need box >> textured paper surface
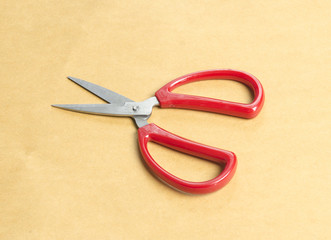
[0,1,330,239]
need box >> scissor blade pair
[54,76,153,128]
[67,76,133,105]
[51,103,144,117]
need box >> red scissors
[52,69,264,194]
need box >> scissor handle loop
[138,123,237,194]
[155,69,264,118]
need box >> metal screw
[132,106,139,112]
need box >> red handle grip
[138,123,237,194]
[155,69,264,118]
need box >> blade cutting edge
[67,76,133,104]
[52,103,150,117]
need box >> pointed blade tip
[51,104,69,109]
[67,76,75,81]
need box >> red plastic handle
[138,123,237,194]
[155,69,264,118]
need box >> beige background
[1,0,330,239]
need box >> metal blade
[67,76,149,127]
[54,77,158,128]
[52,104,141,117]
[67,76,132,105]
[52,97,159,118]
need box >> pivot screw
[132,106,139,112]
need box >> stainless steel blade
[66,76,154,127]
[52,97,159,119]
[67,76,132,104]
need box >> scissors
[52,69,264,194]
